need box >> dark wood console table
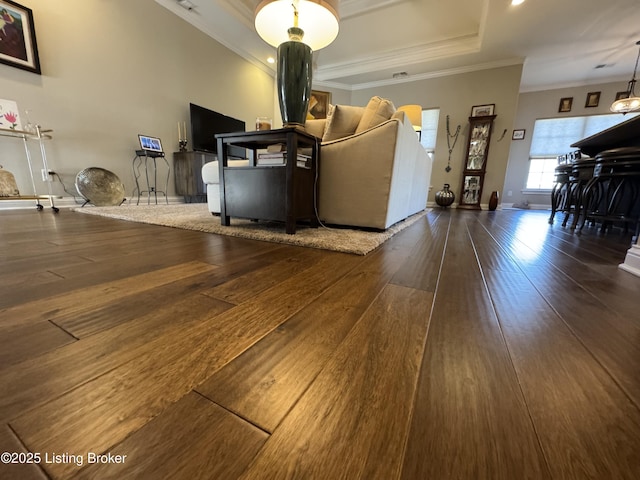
[216,127,320,234]
[173,150,214,203]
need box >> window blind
[529,113,639,157]
[420,108,440,152]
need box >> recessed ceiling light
[267,57,275,64]
[177,0,196,11]
[511,0,525,5]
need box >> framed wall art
[558,97,572,112]
[470,104,495,117]
[308,90,331,120]
[512,129,525,140]
[0,0,40,74]
[585,91,600,108]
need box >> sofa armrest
[318,114,430,229]
[202,159,250,184]
[319,119,402,228]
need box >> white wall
[504,81,629,208]
[0,0,275,204]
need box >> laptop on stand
[136,134,165,157]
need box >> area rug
[71,203,427,255]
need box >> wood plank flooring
[1,207,639,479]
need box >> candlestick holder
[179,140,188,152]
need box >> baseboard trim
[619,244,640,278]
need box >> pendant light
[611,40,640,114]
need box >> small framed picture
[308,90,331,120]
[615,91,629,101]
[558,97,573,113]
[471,104,495,117]
[0,0,41,74]
[585,91,600,108]
[512,129,525,140]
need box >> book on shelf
[266,143,285,153]
[256,151,312,168]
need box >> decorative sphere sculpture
[75,167,125,206]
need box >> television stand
[173,150,215,203]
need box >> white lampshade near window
[397,105,423,132]
[255,0,339,51]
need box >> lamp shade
[611,95,640,113]
[255,0,339,50]
[398,105,422,131]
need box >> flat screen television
[190,103,246,158]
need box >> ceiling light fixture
[511,0,526,6]
[255,0,339,126]
[611,40,640,114]
[177,0,196,11]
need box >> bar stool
[563,158,596,229]
[577,147,640,235]
[549,163,572,224]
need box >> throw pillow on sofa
[355,96,396,133]
[322,104,365,142]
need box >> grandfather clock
[458,115,496,209]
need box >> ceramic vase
[277,33,312,126]
[435,183,455,207]
[488,191,499,211]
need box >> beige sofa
[202,96,432,230]
[305,97,432,229]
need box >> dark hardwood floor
[1,207,639,479]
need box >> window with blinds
[420,108,440,152]
[526,113,639,190]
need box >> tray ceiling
[157,0,640,92]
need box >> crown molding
[519,74,630,93]
[341,0,406,18]
[348,57,524,91]
[315,34,481,82]
[154,0,274,77]
[215,0,255,29]
[213,0,409,24]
